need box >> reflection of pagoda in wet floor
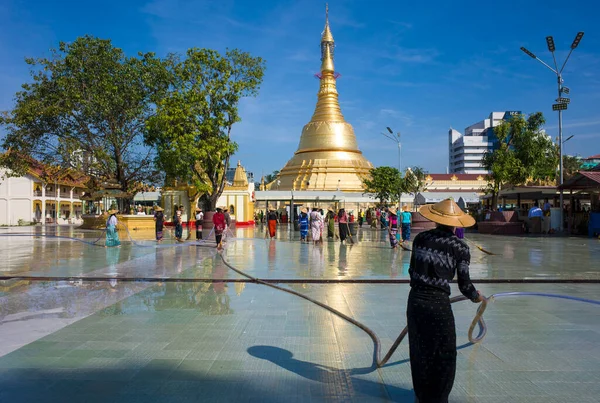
[255,6,386,214]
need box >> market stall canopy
[559,167,600,191]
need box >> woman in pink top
[337,208,349,243]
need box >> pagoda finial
[321,4,334,43]
[311,4,343,122]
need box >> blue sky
[1,0,599,177]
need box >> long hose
[2,230,598,369]
[218,249,599,368]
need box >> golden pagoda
[274,5,374,191]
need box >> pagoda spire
[311,4,344,122]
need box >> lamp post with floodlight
[520,32,584,232]
[382,127,402,211]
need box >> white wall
[0,170,34,225]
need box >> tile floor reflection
[0,225,599,402]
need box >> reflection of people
[268,239,276,270]
[154,206,164,242]
[408,198,483,403]
[213,208,226,249]
[105,209,121,247]
[338,243,348,274]
[267,207,278,239]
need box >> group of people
[298,207,325,244]
[102,196,484,402]
[380,205,413,249]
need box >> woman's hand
[474,291,485,303]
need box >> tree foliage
[145,48,265,211]
[563,155,583,180]
[0,36,166,196]
[362,166,403,204]
[482,112,558,209]
[403,166,429,210]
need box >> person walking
[326,208,336,238]
[173,205,183,242]
[358,209,364,227]
[542,198,552,234]
[387,206,399,249]
[298,208,309,242]
[401,205,412,242]
[154,206,165,242]
[267,207,278,239]
[337,208,349,244]
[212,207,226,249]
[310,207,323,245]
[408,198,484,403]
[195,207,204,240]
[105,209,121,247]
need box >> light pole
[520,32,584,232]
[382,127,401,211]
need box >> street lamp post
[520,32,584,232]
[382,127,402,211]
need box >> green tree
[482,112,558,209]
[145,48,266,212]
[563,155,583,179]
[403,166,429,210]
[264,170,280,185]
[0,36,166,203]
[362,166,403,204]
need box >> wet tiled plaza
[0,225,599,402]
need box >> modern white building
[449,111,520,174]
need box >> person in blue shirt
[401,205,412,241]
[528,201,543,234]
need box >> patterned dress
[388,213,398,248]
[154,211,164,241]
[310,211,323,242]
[407,226,479,403]
[298,213,309,241]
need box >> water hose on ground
[218,250,599,369]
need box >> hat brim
[154,207,164,211]
[108,209,119,215]
[418,204,475,228]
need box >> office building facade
[449,111,520,174]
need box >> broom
[465,238,495,255]
[345,222,355,244]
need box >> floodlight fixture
[563,135,574,143]
[520,47,536,59]
[571,32,584,49]
[546,36,555,52]
[386,127,393,134]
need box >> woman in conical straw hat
[298,208,309,242]
[387,206,399,249]
[105,208,121,247]
[407,198,483,403]
[153,206,165,242]
[400,205,412,242]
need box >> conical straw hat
[388,206,398,215]
[418,198,475,228]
